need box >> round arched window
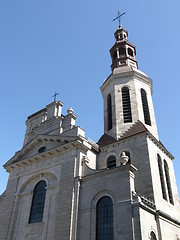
[150,231,157,240]
[96,196,114,240]
[128,48,134,57]
[29,180,47,223]
[107,155,116,168]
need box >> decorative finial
[52,91,59,101]
[113,11,126,28]
[120,152,129,165]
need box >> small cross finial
[52,91,59,101]
[113,11,126,28]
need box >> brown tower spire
[110,26,138,71]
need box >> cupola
[110,26,138,71]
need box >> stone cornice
[156,210,180,226]
[82,164,137,181]
[100,131,174,160]
[101,66,152,94]
[4,138,92,172]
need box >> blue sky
[0,0,180,195]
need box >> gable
[4,134,80,168]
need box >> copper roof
[97,121,174,159]
[120,121,148,140]
[97,134,117,148]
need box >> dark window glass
[122,87,132,123]
[29,180,47,224]
[157,154,167,200]
[164,160,174,205]
[38,146,46,153]
[119,48,126,56]
[150,231,157,240]
[128,48,133,57]
[107,94,112,131]
[96,196,114,240]
[141,89,151,126]
[113,51,117,60]
[107,155,116,168]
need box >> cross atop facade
[52,91,59,101]
[113,11,126,28]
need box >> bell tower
[110,26,138,70]
[101,24,159,140]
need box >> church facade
[0,25,180,240]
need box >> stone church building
[0,24,180,240]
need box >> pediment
[4,134,79,168]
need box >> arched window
[157,154,167,200]
[119,48,126,56]
[29,180,47,224]
[128,48,134,57]
[150,231,157,240]
[107,94,112,131]
[96,196,114,240]
[141,89,151,126]
[107,155,116,168]
[164,160,174,205]
[122,87,132,123]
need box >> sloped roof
[4,134,81,168]
[97,121,174,159]
[97,121,147,148]
[97,134,117,148]
[120,120,148,140]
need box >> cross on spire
[52,91,59,101]
[113,11,126,28]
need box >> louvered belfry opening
[107,155,116,168]
[122,87,132,123]
[157,154,167,201]
[107,94,112,131]
[141,89,151,126]
[164,160,174,205]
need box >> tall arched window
[96,196,114,240]
[107,94,112,131]
[157,154,167,200]
[164,160,174,205]
[122,87,132,123]
[107,155,116,168]
[29,180,47,224]
[150,231,157,240]
[141,89,151,126]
